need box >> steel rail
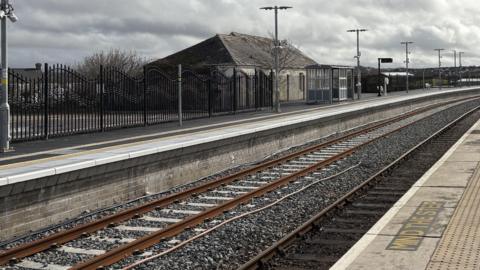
[237,105,480,270]
[70,100,473,269]
[0,96,476,266]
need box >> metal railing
[8,64,273,142]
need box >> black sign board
[380,58,393,63]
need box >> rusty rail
[71,100,477,269]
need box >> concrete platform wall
[1,89,479,240]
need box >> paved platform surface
[0,87,477,188]
[331,118,480,270]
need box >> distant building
[149,32,317,102]
[11,63,43,80]
[8,63,44,103]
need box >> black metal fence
[8,64,273,142]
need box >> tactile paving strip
[426,162,480,270]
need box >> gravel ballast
[108,100,480,269]
[2,99,479,270]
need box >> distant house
[11,63,43,80]
[149,32,318,102]
[9,63,44,103]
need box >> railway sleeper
[331,218,366,224]
[372,185,410,192]
[377,179,415,185]
[287,254,340,264]
[305,238,356,246]
[360,195,402,203]
[343,209,386,216]
[350,202,390,209]
[367,190,406,196]
[321,228,367,234]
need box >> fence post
[178,64,182,127]
[99,65,104,132]
[43,63,49,139]
[254,69,259,110]
[208,78,212,117]
[270,69,274,109]
[143,66,147,126]
[233,68,237,113]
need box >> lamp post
[347,29,367,99]
[434,48,444,90]
[422,69,426,89]
[0,0,17,152]
[260,5,292,113]
[458,51,464,87]
[452,50,457,67]
[452,50,457,86]
[401,41,413,93]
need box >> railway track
[0,97,478,270]
[239,104,480,270]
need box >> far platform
[331,117,480,269]
[0,87,478,188]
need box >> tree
[75,49,150,78]
[263,33,301,73]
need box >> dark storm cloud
[7,0,480,68]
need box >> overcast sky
[7,0,480,69]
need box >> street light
[347,29,367,99]
[401,41,413,93]
[458,51,465,87]
[434,49,444,90]
[452,50,457,67]
[458,51,464,67]
[452,50,457,87]
[260,5,292,113]
[0,0,18,152]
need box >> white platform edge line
[330,119,480,270]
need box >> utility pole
[434,48,444,90]
[0,0,17,152]
[401,41,413,93]
[260,5,292,113]
[453,50,457,67]
[458,51,464,87]
[453,50,457,86]
[347,29,367,99]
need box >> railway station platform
[1,86,480,240]
[332,118,480,269]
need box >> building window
[299,73,305,92]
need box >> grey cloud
[7,0,480,68]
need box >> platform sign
[380,58,393,63]
[386,201,444,251]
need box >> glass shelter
[306,65,355,104]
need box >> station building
[149,32,317,103]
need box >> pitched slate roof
[218,32,316,68]
[149,32,317,70]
